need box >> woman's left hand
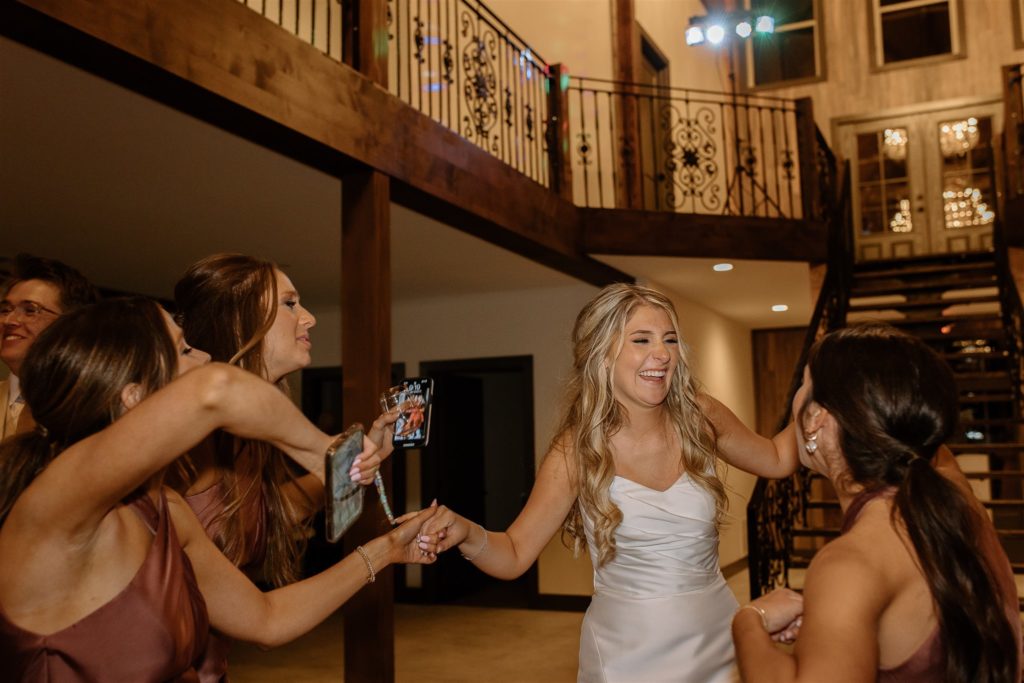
[349,436,383,485]
[743,588,804,640]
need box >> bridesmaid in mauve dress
[417,284,801,682]
[732,325,1020,683]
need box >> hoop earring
[804,431,819,454]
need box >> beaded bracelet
[737,603,769,631]
[356,545,376,584]
[460,524,489,562]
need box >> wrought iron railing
[237,0,345,62]
[565,77,801,217]
[386,0,551,186]
[747,155,851,600]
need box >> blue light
[755,15,775,33]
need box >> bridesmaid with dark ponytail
[732,323,1020,683]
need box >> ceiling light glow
[706,24,726,44]
[735,21,753,38]
[685,26,705,46]
[713,263,734,272]
[771,304,789,312]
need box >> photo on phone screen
[325,423,365,543]
[392,377,433,449]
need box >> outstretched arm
[700,394,800,479]
[418,442,578,580]
[14,363,334,543]
[171,492,438,647]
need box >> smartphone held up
[380,377,434,449]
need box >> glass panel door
[840,101,1000,261]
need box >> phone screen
[392,378,434,449]
[324,423,365,543]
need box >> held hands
[386,503,445,565]
[741,588,804,644]
[350,410,401,485]
[413,504,473,557]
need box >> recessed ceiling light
[772,304,789,312]
[713,263,734,272]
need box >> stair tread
[848,295,1000,312]
[852,277,999,296]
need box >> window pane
[882,4,952,63]
[751,0,813,25]
[885,182,913,233]
[753,28,816,85]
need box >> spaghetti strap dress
[0,490,210,682]
[577,474,739,683]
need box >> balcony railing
[234,0,825,219]
[387,0,551,187]
[564,77,802,217]
[238,0,345,62]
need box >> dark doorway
[406,355,537,608]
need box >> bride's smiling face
[611,305,679,412]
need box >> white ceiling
[0,37,812,328]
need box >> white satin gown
[577,473,739,683]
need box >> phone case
[324,423,365,543]
[392,377,434,449]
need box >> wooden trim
[868,0,966,72]
[795,98,819,221]
[581,208,828,261]
[546,64,573,203]
[611,0,642,209]
[341,169,394,683]
[344,0,388,86]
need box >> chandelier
[883,128,908,161]
[938,118,979,157]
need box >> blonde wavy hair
[559,283,726,567]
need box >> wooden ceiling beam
[581,208,828,262]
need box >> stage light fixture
[735,20,752,38]
[706,24,726,44]
[755,15,775,33]
[685,26,705,46]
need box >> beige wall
[716,0,1024,143]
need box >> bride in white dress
[418,284,799,682]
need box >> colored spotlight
[706,24,726,44]
[735,21,752,38]
[712,263,734,272]
[771,304,789,312]
[755,15,775,33]
[685,26,705,46]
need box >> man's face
[1,279,64,376]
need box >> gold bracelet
[737,603,769,631]
[355,545,376,583]
[460,524,489,562]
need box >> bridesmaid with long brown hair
[171,254,398,679]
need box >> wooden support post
[611,0,642,209]
[1003,65,1023,201]
[342,3,392,682]
[546,63,573,202]
[795,97,819,222]
[341,170,393,683]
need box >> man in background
[1,254,99,440]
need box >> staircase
[787,250,1024,606]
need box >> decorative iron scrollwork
[662,104,721,212]
[460,15,499,154]
[386,0,394,40]
[525,104,534,142]
[413,16,425,64]
[504,87,513,127]
[442,40,454,84]
[781,150,795,181]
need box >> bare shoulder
[805,535,890,613]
